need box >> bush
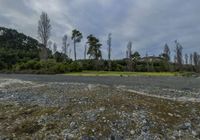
[12,60,82,74]
[0,61,6,70]
[68,62,82,72]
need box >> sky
[0,0,200,60]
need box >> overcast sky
[0,0,200,59]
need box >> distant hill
[0,27,41,69]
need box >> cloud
[0,0,199,59]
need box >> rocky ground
[0,75,200,139]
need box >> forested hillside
[0,27,41,69]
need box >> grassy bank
[64,71,180,77]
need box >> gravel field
[0,74,200,139]
[1,74,200,101]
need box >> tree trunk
[74,41,76,61]
[84,45,87,60]
[108,60,111,71]
[40,47,48,61]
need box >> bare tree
[190,53,193,65]
[163,44,170,61]
[47,40,52,51]
[193,52,200,72]
[53,43,57,54]
[38,12,51,60]
[126,41,133,71]
[127,41,132,59]
[174,40,183,69]
[107,33,112,71]
[62,35,69,56]
[194,52,200,72]
[126,50,128,58]
[193,52,199,66]
[69,48,72,59]
[185,54,188,65]
[174,55,177,63]
[84,44,87,60]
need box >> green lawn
[64,71,179,77]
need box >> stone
[168,113,173,117]
[86,110,99,122]
[82,135,95,140]
[173,130,182,137]
[179,122,192,130]
[192,130,197,136]
[64,133,75,140]
[99,107,105,112]
[70,122,77,129]
[142,119,147,124]
[110,134,123,140]
[63,129,75,140]
[130,130,135,135]
[142,126,149,132]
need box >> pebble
[168,113,173,117]
[130,130,135,135]
[99,107,105,112]
[70,122,77,129]
[192,130,197,136]
[179,122,192,130]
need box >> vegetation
[0,11,199,75]
[65,71,178,77]
[38,12,51,60]
[0,27,41,70]
[87,34,102,60]
[71,29,83,61]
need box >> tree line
[0,11,199,74]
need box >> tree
[163,44,170,61]
[48,40,52,51]
[131,51,140,61]
[62,34,69,57]
[54,52,67,62]
[87,34,102,60]
[185,54,188,65]
[126,41,133,71]
[193,52,199,67]
[71,29,83,61]
[69,48,72,59]
[194,52,200,72]
[160,44,171,71]
[174,40,183,70]
[38,12,51,60]
[131,51,140,71]
[107,33,112,71]
[190,53,193,65]
[127,41,132,59]
[53,43,57,54]
[84,44,87,60]
[193,52,200,72]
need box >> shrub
[69,62,82,72]
[0,61,6,70]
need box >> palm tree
[71,29,83,61]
